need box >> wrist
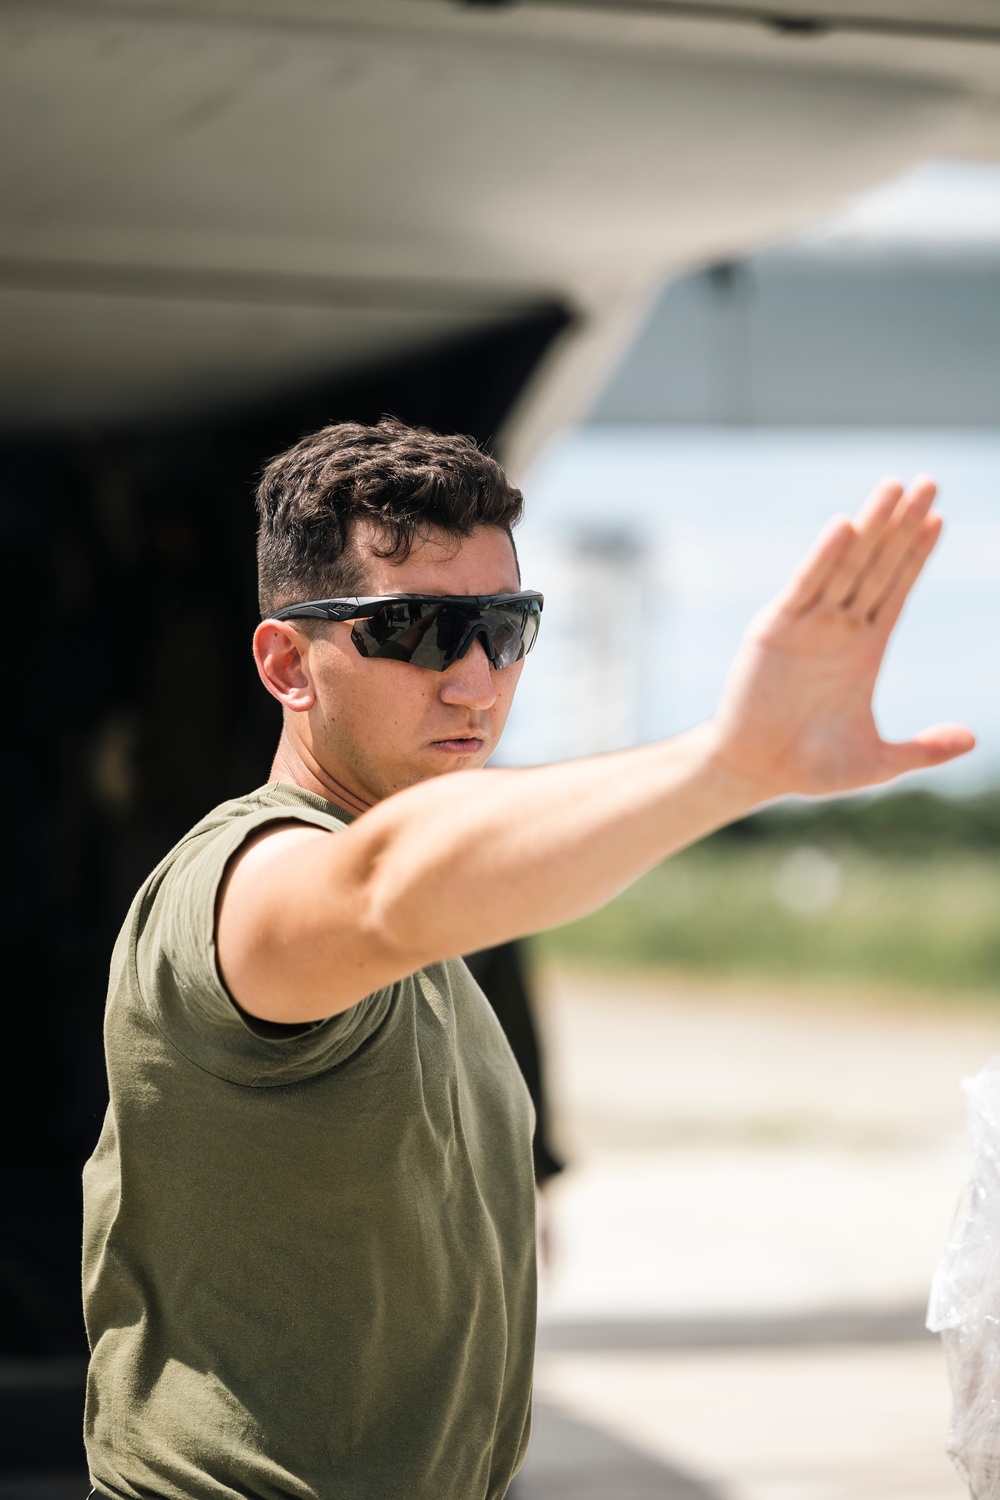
[688,719,784,824]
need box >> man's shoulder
[130,783,351,928]
[166,782,350,865]
[189,782,352,841]
[108,784,381,1088]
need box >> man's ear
[253,621,316,712]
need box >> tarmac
[515,967,997,1500]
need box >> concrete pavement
[525,967,995,1500]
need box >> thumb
[879,723,976,779]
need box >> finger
[849,478,938,617]
[775,514,855,616]
[877,722,976,780]
[825,477,905,607]
[867,511,942,635]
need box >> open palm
[712,477,975,799]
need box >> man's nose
[438,635,497,709]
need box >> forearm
[222,720,769,1022]
[351,721,763,964]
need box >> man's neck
[268,731,374,819]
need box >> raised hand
[711,476,975,799]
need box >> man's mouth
[432,735,485,756]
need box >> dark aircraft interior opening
[0,304,569,1465]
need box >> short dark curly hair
[255,418,524,616]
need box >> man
[83,418,972,1500]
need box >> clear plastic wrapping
[928,1058,1000,1498]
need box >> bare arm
[218,477,974,1023]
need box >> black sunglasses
[269,592,543,672]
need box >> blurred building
[566,527,646,756]
[593,246,1000,426]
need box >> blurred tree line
[720,788,1000,855]
[539,788,1000,997]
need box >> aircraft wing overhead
[1,0,998,460]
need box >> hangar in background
[592,163,1000,426]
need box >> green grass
[534,843,1000,996]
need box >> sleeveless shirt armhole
[130,800,395,1087]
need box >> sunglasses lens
[482,605,539,668]
[352,602,444,665]
[352,599,540,671]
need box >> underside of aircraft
[3,0,1000,458]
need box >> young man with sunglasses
[83,418,972,1500]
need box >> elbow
[351,840,433,973]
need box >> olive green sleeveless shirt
[83,783,536,1500]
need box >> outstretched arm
[218,476,973,1022]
